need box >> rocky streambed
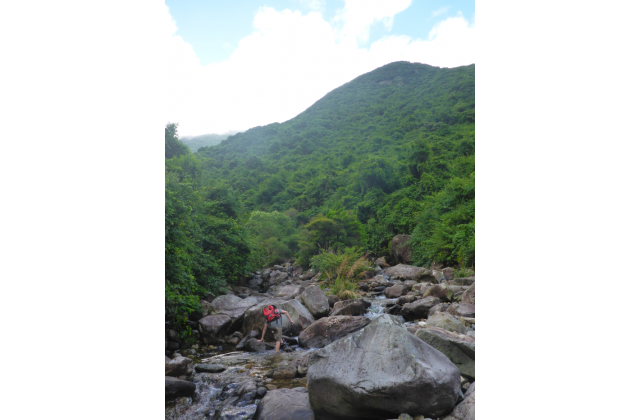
[166,261,475,420]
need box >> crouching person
[257,305,294,353]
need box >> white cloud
[333,0,413,45]
[164,4,474,136]
[293,0,325,13]
[432,6,450,17]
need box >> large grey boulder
[416,327,475,379]
[444,382,475,420]
[424,284,468,302]
[447,303,475,318]
[255,387,315,420]
[165,356,193,377]
[383,284,405,298]
[275,285,304,300]
[165,376,196,401]
[198,314,233,344]
[330,298,371,316]
[244,338,275,352]
[389,234,412,264]
[461,282,475,304]
[298,316,371,348]
[384,264,435,282]
[425,312,469,335]
[211,295,262,331]
[298,285,330,319]
[399,296,441,320]
[429,302,450,317]
[242,299,314,341]
[307,314,460,419]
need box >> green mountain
[197,61,475,267]
[180,132,237,152]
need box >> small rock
[194,363,226,373]
[256,387,268,398]
[266,384,278,390]
[398,414,413,420]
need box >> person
[257,305,294,353]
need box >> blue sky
[165,1,475,136]
[166,0,475,66]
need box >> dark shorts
[268,318,283,342]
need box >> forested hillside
[179,132,237,152]
[165,61,474,333]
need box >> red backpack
[263,305,281,322]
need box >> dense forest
[179,132,237,152]
[165,61,474,336]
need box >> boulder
[267,366,297,379]
[199,314,233,344]
[389,235,412,264]
[428,303,450,317]
[383,284,405,298]
[242,299,314,341]
[384,264,435,282]
[165,356,193,377]
[443,382,475,420]
[326,295,339,308]
[204,292,215,303]
[399,297,441,320]
[275,285,304,300]
[236,330,260,350]
[358,270,377,280]
[307,315,460,419]
[425,312,469,335]
[423,284,467,303]
[433,270,446,283]
[298,316,371,348]
[255,387,315,420]
[244,338,275,352]
[396,295,418,306]
[442,267,455,280]
[416,327,475,379]
[330,298,371,316]
[298,285,330,319]
[461,283,475,305]
[374,256,389,267]
[446,303,475,318]
[165,376,196,401]
[194,363,226,373]
[212,295,262,331]
[450,277,475,286]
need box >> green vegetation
[165,61,475,335]
[180,132,237,152]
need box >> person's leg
[274,327,282,352]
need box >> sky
[165,0,475,137]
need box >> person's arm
[281,310,294,324]
[257,323,267,342]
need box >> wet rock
[236,330,260,350]
[307,314,460,419]
[384,264,435,282]
[255,387,314,420]
[256,387,268,398]
[399,297,441,320]
[443,382,475,420]
[425,312,469,335]
[165,376,195,401]
[218,404,258,420]
[226,336,240,345]
[165,356,193,377]
[467,330,475,338]
[298,285,331,319]
[266,366,296,379]
[244,338,275,352]
[265,384,278,390]
[194,363,226,373]
[330,298,371,316]
[326,295,339,308]
[242,299,314,342]
[298,316,371,348]
[398,414,412,420]
[461,283,475,305]
[416,327,475,379]
[199,314,233,344]
[396,294,417,305]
